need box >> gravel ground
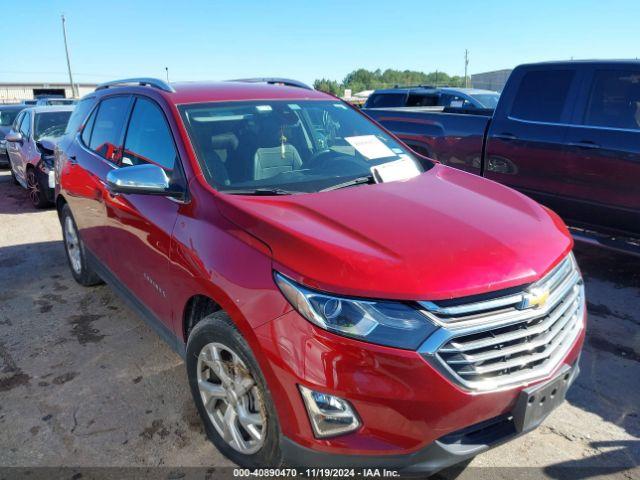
[0,169,638,479]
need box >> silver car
[5,106,74,208]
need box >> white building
[0,82,98,104]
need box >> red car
[54,78,585,474]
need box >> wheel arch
[182,294,223,342]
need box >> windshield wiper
[320,175,375,192]
[223,187,301,196]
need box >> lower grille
[420,253,585,391]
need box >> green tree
[315,68,466,95]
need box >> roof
[169,81,329,104]
[93,80,331,105]
[517,59,640,68]
[0,104,26,111]
[370,86,498,95]
[22,105,76,114]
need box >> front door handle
[68,155,78,165]
[567,141,600,150]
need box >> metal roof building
[0,82,98,104]
[471,69,513,92]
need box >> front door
[485,66,583,216]
[104,95,183,328]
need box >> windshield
[34,111,72,140]
[180,100,425,193]
[0,110,20,127]
[470,93,500,109]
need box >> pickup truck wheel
[26,168,51,209]
[187,311,282,468]
[61,204,103,286]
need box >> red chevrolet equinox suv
[54,78,585,474]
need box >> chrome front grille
[418,253,585,391]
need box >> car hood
[216,164,572,301]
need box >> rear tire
[60,203,103,286]
[26,167,51,209]
[186,311,283,468]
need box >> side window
[19,112,31,138]
[88,96,131,162]
[366,94,405,108]
[12,112,24,131]
[122,98,177,170]
[81,106,97,146]
[407,94,439,107]
[65,97,95,135]
[510,70,575,122]
[584,70,640,130]
[441,94,465,108]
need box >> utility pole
[61,15,77,98]
[464,49,470,88]
[435,70,439,87]
[165,67,169,83]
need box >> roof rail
[95,77,175,93]
[227,77,312,90]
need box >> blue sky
[2,0,639,86]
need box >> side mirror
[5,132,23,144]
[106,163,185,199]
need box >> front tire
[26,167,51,208]
[60,203,103,286]
[186,311,282,468]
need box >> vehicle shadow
[0,170,55,215]
[543,440,640,480]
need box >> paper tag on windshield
[345,135,396,160]
[371,156,421,183]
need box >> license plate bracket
[512,364,577,433]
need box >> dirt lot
[0,169,638,479]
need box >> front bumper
[0,150,8,167]
[254,308,585,471]
[280,363,580,474]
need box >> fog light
[299,385,361,438]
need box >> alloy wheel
[26,170,41,206]
[196,342,266,454]
[64,216,82,275]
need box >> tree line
[313,68,466,96]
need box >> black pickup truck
[364,61,640,253]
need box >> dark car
[53,78,584,474]
[0,105,25,167]
[364,86,500,110]
[365,60,640,255]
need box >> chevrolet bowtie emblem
[520,287,550,309]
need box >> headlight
[274,272,437,349]
[0,139,6,147]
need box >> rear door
[563,66,640,237]
[485,66,583,213]
[63,95,133,268]
[104,95,184,326]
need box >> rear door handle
[494,133,518,141]
[567,141,600,150]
